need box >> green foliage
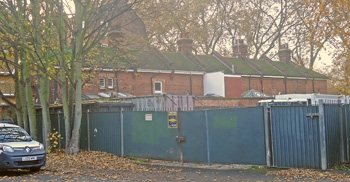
[247,166,268,173]
[47,129,62,154]
[130,157,149,164]
[333,164,350,171]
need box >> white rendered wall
[204,72,225,97]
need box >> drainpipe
[205,110,211,165]
[190,72,193,95]
[249,75,251,90]
[115,70,120,93]
[260,75,264,93]
[312,78,315,93]
[284,76,287,94]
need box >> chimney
[232,39,248,58]
[177,32,193,54]
[278,44,292,62]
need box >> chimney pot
[181,32,190,38]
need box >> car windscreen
[0,127,31,142]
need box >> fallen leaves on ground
[40,150,181,180]
[267,168,350,181]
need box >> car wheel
[30,167,41,172]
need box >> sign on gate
[168,112,177,128]
[145,114,152,121]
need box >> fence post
[121,108,124,157]
[339,104,345,162]
[58,111,61,149]
[263,103,272,167]
[345,105,349,162]
[87,109,90,151]
[178,108,183,164]
[318,100,327,170]
[205,110,211,166]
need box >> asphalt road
[0,165,345,182]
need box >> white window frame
[108,78,114,89]
[99,78,106,89]
[154,81,162,93]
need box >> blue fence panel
[56,112,66,149]
[49,113,66,149]
[208,107,265,165]
[324,104,342,168]
[89,112,121,155]
[80,113,89,150]
[271,106,321,168]
[123,111,179,160]
[36,115,43,143]
[182,110,208,163]
[344,105,350,162]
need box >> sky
[63,0,335,72]
[315,51,333,70]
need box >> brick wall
[241,77,263,94]
[82,71,204,96]
[0,105,15,119]
[262,77,286,95]
[118,72,203,96]
[239,76,327,97]
[224,77,241,97]
[314,79,327,93]
[0,75,16,106]
[88,72,327,97]
[51,69,327,104]
[83,71,118,95]
[0,75,15,95]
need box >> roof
[97,48,327,79]
[162,52,203,71]
[195,55,232,73]
[0,123,19,128]
[242,89,271,98]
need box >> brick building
[0,68,16,117]
[51,34,327,103]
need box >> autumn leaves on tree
[0,0,349,155]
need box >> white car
[0,119,46,172]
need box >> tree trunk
[22,59,37,139]
[38,75,51,148]
[19,72,29,132]
[58,0,71,149]
[14,50,23,127]
[67,0,84,155]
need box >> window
[99,78,105,89]
[108,78,113,89]
[154,81,162,93]
[0,127,31,142]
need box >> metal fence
[265,101,350,170]
[38,106,265,166]
[269,106,321,168]
[36,101,350,169]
